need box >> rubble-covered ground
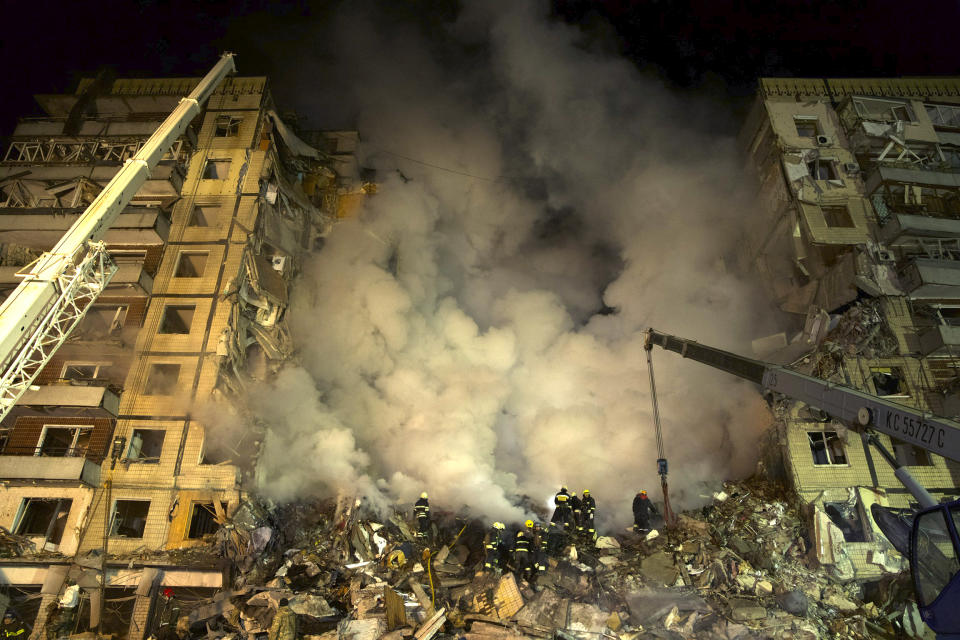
[139,479,929,640]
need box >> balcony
[0,205,169,248]
[0,455,100,485]
[919,325,960,357]
[1,261,153,300]
[879,213,960,243]
[2,383,119,425]
[0,164,185,207]
[865,165,960,195]
[898,257,960,300]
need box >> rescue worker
[554,485,571,506]
[484,522,506,572]
[49,581,79,639]
[528,520,548,577]
[569,491,583,535]
[2,612,25,640]
[513,529,533,580]
[414,492,430,540]
[632,489,657,533]
[549,493,574,555]
[268,597,297,640]
[581,489,596,541]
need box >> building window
[188,205,216,227]
[937,307,960,327]
[174,251,208,278]
[892,437,933,466]
[144,364,180,396]
[854,97,917,123]
[808,431,847,465]
[927,104,960,130]
[794,117,819,138]
[201,159,231,180]
[61,362,108,380]
[214,116,241,137]
[824,501,869,542]
[36,426,92,457]
[822,205,855,228]
[111,500,149,538]
[15,498,72,544]
[188,503,220,539]
[159,305,196,334]
[78,304,128,337]
[126,429,165,463]
[807,159,838,180]
[871,366,908,397]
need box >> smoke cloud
[223,1,777,530]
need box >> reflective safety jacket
[582,495,596,515]
[414,497,430,519]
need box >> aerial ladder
[0,54,237,423]
[644,328,960,636]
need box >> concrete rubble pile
[135,477,933,640]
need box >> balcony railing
[0,454,100,484]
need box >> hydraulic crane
[0,54,237,423]
[644,328,960,635]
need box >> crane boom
[0,53,237,420]
[645,328,960,465]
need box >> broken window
[126,429,164,463]
[927,104,960,129]
[201,159,231,180]
[822,205,855,228]
[188,205,216,227]
[15,498,72,544]
[78,304,127,338]
[854,97,916,123]
[807,159,838,180]
[37,426,92,457]
[74,587,135,639]
[808,431,847,465]
[159,305,195,334]
[824,501,869,542]
[794,116,819,138]
[892,437,933,466]
[214,116,242,137]
[61,362,105,380]
[144,364,180,396]
[871,366,908,397]
[175,251,208,278]
[187,503,220,539]
[110,500,149,538]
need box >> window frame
[793,116,820,138]
[61,362,110,380]
[126,429,165,463]
[109,499,150,539]
[35,424,93,458]
[808,430,849,466]
[158,304,196,335]
[143,363,181,396]
[174,251,209,278]
[201,158,232,180]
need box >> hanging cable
[644,329,676,529]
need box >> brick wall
[8,416,114,461]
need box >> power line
[370,146,528,183]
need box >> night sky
[2,0,959,139]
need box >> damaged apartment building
[739,77,960,583]
[0,70,365,638]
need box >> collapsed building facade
[0,72,364,638]
[739,77,960,583]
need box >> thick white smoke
[227,1,776,530]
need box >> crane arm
[0,54,237,420]
[645,328,960,466]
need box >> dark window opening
[38,426,91,457]
[144,364,180,396]
[808,431,847,465]
[126,429,165,463]
[78,305,127,338]
[808,159,838,180]
[201,159,231,180]
[214,116,241,137]
[174,252,207,278]
[5,587,42,632]
[75,588,135,640]
[15,498,72,544]
[794,117,819,137]
[188,503,220,539]
[111,500,149,538]
[892,437,933,466]
[188,205,215,227]
[0,428,8,453]
[938,307,960,327]
[822,205,855,228]
[159,305,195,334]
[824,501,869,542]
[872,367,908,397]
